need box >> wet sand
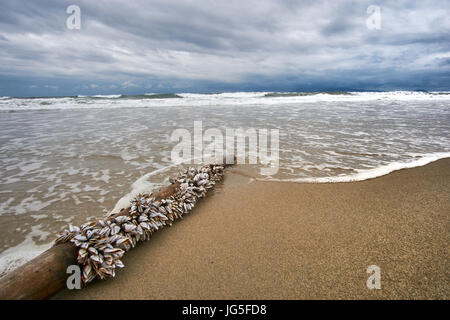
[55,159,450,299]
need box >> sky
[0,0,449,97]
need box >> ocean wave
[76,93,182,99]
[178,92,268,98]
[77,94,122,99]
[1,91,450,111]
[263,91,352,97]
[127,93,182,99]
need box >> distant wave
[77,94,122,99]
[77,93,182,99]
[123,93,182,99]
[264,91,352,97]
[2,91,450,111]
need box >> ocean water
[0,91,449,275]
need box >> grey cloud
[0,0,449,96]
[437,58,450,66]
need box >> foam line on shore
[259,152,450,183]
[0,225,52,278]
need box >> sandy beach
[2,0,450,306]
[54,159,450,300]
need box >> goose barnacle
[54,162,226,284]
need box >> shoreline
[54,158,450,299]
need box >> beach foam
[261,152,450,183]
[108,153,213,215]
[0,225,52,278]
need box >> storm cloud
[0,0,449,96]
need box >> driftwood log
[0,181,193,299]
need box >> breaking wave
[1,91,450,111]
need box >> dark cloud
[437,57,450,66]
[0,0,449,96]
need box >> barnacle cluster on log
[54,163,225,284]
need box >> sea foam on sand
[0,225,52,278]
[261,152,450,183]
